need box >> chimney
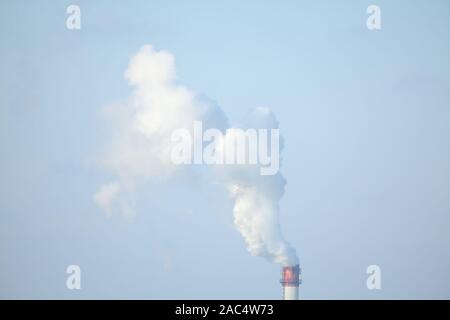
[280,264,301,300]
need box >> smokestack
[280,265,301,300]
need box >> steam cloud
[94,45,298,266]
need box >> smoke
[94,45,298,266]
[218,108,298,266]
[94,45,227,216]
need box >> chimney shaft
[280,265,301,300]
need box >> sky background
[1,0,450,299]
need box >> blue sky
[1,0,450,299]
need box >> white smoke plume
[218,108,298,266]
[94,45,227,217]
[94,45,298,266]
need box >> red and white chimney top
[280,265,301,300]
